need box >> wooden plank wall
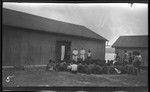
[2,25,105,66]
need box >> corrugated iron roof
[112,35,148,48]
[3,8,107,41]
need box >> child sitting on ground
[46,59,54,71]
[67,62,78,74]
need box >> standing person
[72,48,78,62]
[123,50,129,65]
[65,50,71,61]
[80,48,86,61]
[128,52,133,64]
[137,53,143,66]
[132,52,136,63]
[116,52,120,62]
[87,49,92,59]
[113,52,120,64]
[133,52,141,75]
[137,52,142,73]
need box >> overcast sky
[3,3,148,45]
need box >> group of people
[46,48,92,74]
[72,48,92,62]
[46,49,144,75]
[68,48,92,73]
[114,50,143,74]
[46,59,79,74]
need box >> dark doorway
[56,41,71,61]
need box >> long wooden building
[2,8,107,67]
[112,35,148,66]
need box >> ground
[2,67,148,87]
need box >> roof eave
[112,46,148,48]
[3,24,107,41]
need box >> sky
[3,3,148,45]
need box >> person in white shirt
[137,53,143,66]
[80,48,86,61]
[67,63,78,74]
[71,64,78,73]
[137,54,142,62]
[72,48,78,62]
[87,49,92,59]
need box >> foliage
[46,58,140,75]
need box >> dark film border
[1,0,149,92]
[2,87,148,92]
[1,0,149,3]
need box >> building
[2,8,107,68]
[112,35,148,66]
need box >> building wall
[2,25,105,66]
[115,47,148,66]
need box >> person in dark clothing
[46,59,53,71]
[133,52,141,75]
[128,52,133,64]
[65,50,71,61]
[116,52,120,62]
[123,50,129,65]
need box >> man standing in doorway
[72,48,78,62]
[80,48,86,61]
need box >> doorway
[56,41,71,61]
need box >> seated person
[46,59,54,71]
[67,63,78,74]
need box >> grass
[2,67,148,87]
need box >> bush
[80,64,89,74]
[65,60,72,64]
[78,63,104,74]
[54,62,66,71]
[115,65,128,74]
[77,63,85,73]
[84,59,106,66]
[87,64,95,74]
[106,60,114,66]
[46,60,54,71]
[133,61,141,68]
[102,66,108,74]
[98,60,106,66]
[60,62,68,71]
[114,61,122,66]
[109,66,117,74]
[101,66,118,74]
[46,59,140,75]
[92,64,103,74]
[125,65,135,74]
